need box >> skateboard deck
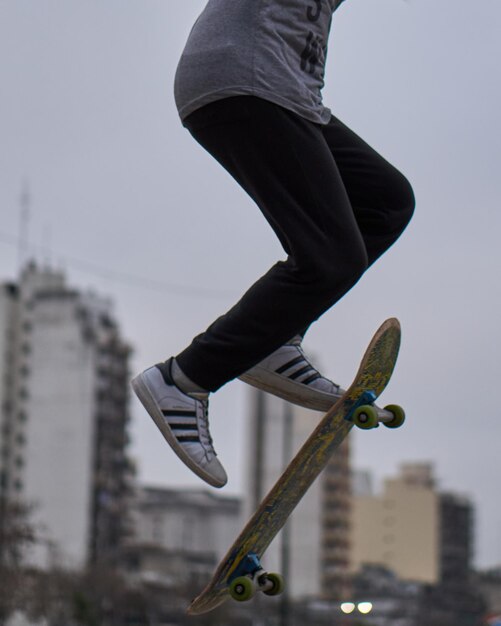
[188,318,403,615]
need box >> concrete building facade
[0,263,133,570]
[131,486,241,559]
[126,486,242,589]
[351,463,475,588]
[351,463,440,583]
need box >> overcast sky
[1,0,500,568]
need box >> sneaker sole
[131,373,226,488]
[239,367,341,412]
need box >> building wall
[90,305,134,563]
[351,463,440,584]
[0,284,18,494]
[0,263,132,570]
[439,492,473,587]
[23,293,97,568]
[131,487,242,562]
[476,567,501,615]
[321,438,351,599]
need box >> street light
[357,602,373,615]
[340,601,374,615]
[340,602,356,614]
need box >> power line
[0,229,237,300]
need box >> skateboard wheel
[262,572,285,597]
[353,405,378,429]
[383,404,406,428]
[229,576,255,602]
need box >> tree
[0,498,36,621]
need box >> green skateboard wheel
[262,573,285,597]
[229,576,255,602]
[353,405,378,429]
[383,404,405,428]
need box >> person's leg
[175,97,370,392]
[132,102,415,487]
[239,117,414,410]
[287,116,415,346]
[321,115,415,267]
[133,96,366,489]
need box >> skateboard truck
[228,552,284,602]
[346,390,405,430]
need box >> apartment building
[127,486,242,589]
[0,263,133,569]
[351,463,474,587]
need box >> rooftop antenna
[18,180,31,275]
[42,221,53,268]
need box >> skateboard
[188,318,404,615]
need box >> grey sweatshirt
[174,0,345,125]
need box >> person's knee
[332,242,369,289]
[299,238,369,292]
[389,172,415,234]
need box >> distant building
[351,469,373,498]
[475,567,501,618]
[351,463,440,583]
[126,485,242,589]
[0,263,133,569]
[245,389,351,601]
[351,463,475,589]
[440,491,474,587]
[348,563,485,626]
[351,564,423,626]
[131,485,242,559]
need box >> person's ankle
[171,358,208,395]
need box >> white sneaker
[131,362,227,488]
[239,336,344,412]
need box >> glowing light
[358,601,373,614]
[340,602,356,614]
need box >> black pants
[176,96,415,391]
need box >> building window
[19,365,30,378]
[152,514,163,543]
[0,470,9,489]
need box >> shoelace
[194,395,216,458]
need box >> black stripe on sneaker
[162,410,197,418]
[289,365,315,381]
[302,373,322,385]
[169,423,198,431]
[275,355,305,375]
[176,434,200,443]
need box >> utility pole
[252,390,266,512]
[252,390,267,626]
[280,401,293,626]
